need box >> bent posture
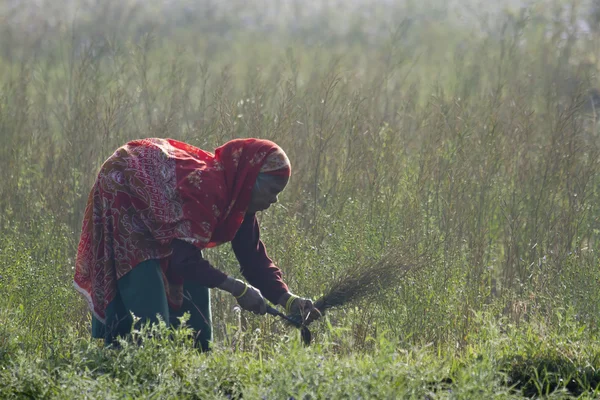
[74,137,320,349]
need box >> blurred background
[1,0,599,351]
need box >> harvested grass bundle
[312,250,421,314]
[285,248,430,325]
[313,253,416,313]
[279,248,431,345]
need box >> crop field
[2,0,600,398]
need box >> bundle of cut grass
[312,251,419,313]
[284,248,431,330]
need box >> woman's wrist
[277,292,292,307]
[277,292,299,313]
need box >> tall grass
[1,0,600,396]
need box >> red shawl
[74,138,288,322]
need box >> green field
[2,0,600,398]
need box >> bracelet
[285,294,299,314]
[234,283,248,299]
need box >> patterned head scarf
[259,147,291,177]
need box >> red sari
[74,138,288,323]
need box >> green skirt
[91,259,213,351]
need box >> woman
[73,137,321,350]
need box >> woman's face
[247,175,289,213]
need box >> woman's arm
[170,239,267,315]
[230,213,289,305]
[169,239,229,287]
[230,215,322,323]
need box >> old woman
[74,137,320,350]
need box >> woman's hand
[278,292,322,325]
[235,284,267,315]
[218,277,267,315]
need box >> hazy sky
[1,0,594,41]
